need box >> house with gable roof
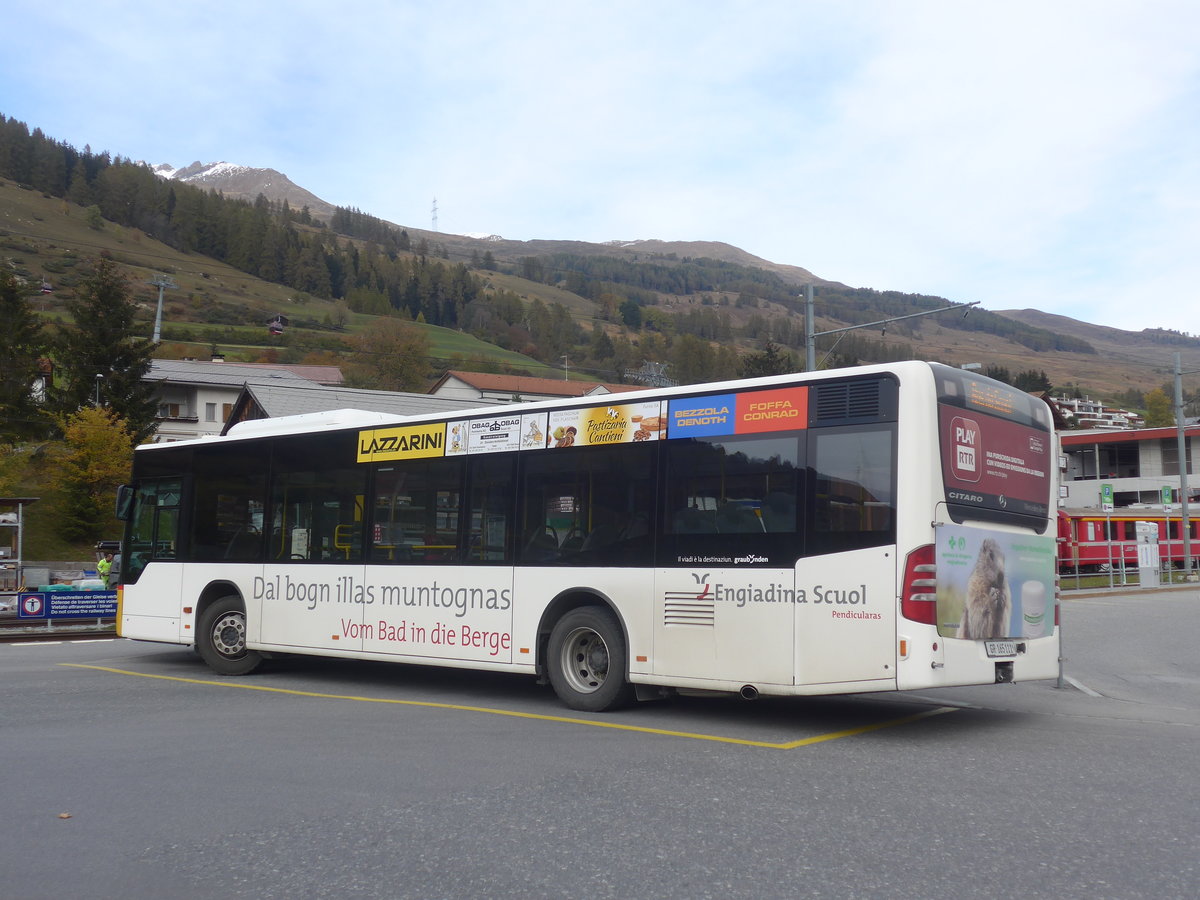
[144,359,343,442]
[429,370,640,405]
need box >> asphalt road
[2,587,1197,900]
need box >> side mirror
[115,484,135,521]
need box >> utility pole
[1174,352,1195,576]
[431,197,438,233]
[803,283,978,371]
[147,274,177,343]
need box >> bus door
[118,477,185,642]
[363,455,515,665]
[257,455,368,653]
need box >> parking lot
[3,588,1198,899]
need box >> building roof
[148,359,314,388]
[221,382,487,435]
[147,359,343,387]
[430,369,640,399]
[214,362,343,385]
[1060,424,1200,445]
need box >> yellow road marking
[62,663,957,749]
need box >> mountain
[150,161,824,285]
[994,308,1200,389]
[152,161,336,220]
[3,106,1196,402]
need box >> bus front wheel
[197,596,263,676]
[547,607,633,712]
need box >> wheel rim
[211,611,247,659]
[559,625,610,694]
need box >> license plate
[985,640,1018,658]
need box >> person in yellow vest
[97,551,114,588]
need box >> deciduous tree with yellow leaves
[55,406,136,542]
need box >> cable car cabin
[1057,508,1199,572]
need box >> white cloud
[3,0,1199,333]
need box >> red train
[1057,508,1200,573]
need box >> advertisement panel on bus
[934,523,1055,642]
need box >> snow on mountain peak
[151,161,253,182]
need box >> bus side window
[465,455,515,563]
[370,457,465,564]
[189,444,268,563]
[808,426,895,556]
[659,433,802,566]
[270,433,368,563]
[519,442,655,566]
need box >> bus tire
[547,607,634,712]
[197,596,262,676]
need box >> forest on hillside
[1,111,1093,385]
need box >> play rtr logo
[950,415,982,483]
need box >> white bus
[116,361,1060,711]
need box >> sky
[4,0,1199,334]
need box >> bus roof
[133,360,946,452]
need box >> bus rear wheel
[197,596,262,676]
[547,607,633,712]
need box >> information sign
[1100,483,1114,512]
[17,590,118,619]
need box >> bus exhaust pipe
[739,685,759,701]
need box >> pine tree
[66,158,94,207]
[740,342,794,378]
[0,270,49,443]
[53,254,159,443]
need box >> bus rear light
[901,544,938,625]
